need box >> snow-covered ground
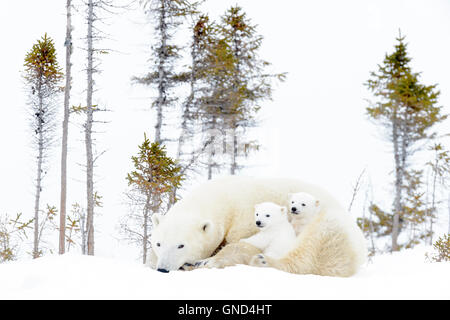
[0,246,448,300]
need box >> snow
[0,246,448,300]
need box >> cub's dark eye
[156,243,161,247]
[178,244,184,249]
[291,201,294,204]
[302,203,306,207]
[256,213,259,216]
[266,214,270,217]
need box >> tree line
[0,0,283,263]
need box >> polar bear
[240,202,296,259]
[148,176,367,277]
[288,192,321,235]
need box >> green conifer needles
[127,134,183,206]
[24,34,63,87]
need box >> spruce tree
[124,134,183,263]
[170,14,219,202]
[23,34,63,259]
[199,32,236,179]
[219,6,285,174]
[365,33,447,251]
[134,0,199,144]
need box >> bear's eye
[302,203,306,207]
[291,201,294,204]
[178,244,184,249]
[156,242,161,247]
[266,214,270,217]
[256,213,259,216]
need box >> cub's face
[288,192,320,218]
[254,202,287,229]
[151,213,216,272]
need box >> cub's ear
[152,214,162,227]
[201,220,213,233]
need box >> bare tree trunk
[230,125,238,175]
[207,116,218,180]
[59,0,72,255]
[392,116,402,252]
[448,193,450,235]
[80,209,87,255]
[176,45,195,161]
[155,0,167,144]
[429,157,438,245]
[85,0,95,255]
[33,83,44,259]
[207,149,214,180]
[142,194,151,264]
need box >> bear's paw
[250,254,269,267]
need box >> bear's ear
[201,220,213,233]
[152,214,161,227]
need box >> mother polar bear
[147,176,367,277]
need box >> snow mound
[0,246,448,299]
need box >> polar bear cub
[288,192,321,235]
[240,202,296,259]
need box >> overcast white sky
[0,0,449,260]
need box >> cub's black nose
[256,221,261,226]
[157,268,169,273]
[291,207,297,213]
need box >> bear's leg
[250,229,359,277]
[249,247,314,274]
[189,241,262,269]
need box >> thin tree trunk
[171,46,196,206]
[59,0,72,255]
[85,0,95,255]
[177,42,195,160]
[392,115,402,252]
[33,134,44,259]
[447,193,450,235]
[207,116,217,180]
[230,125,238,175]
[230,29,241,176]
[80,210,87,255]
[155,0,167,144]
[430,157,438,245]
[143,194,151,264]
[33,83,44,259]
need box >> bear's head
[288,192,321,218]
[254,202,288,229]
[150,212,221,272]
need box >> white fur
[288,192,321,235]
[240,202,296,259]
[148,176,367,277]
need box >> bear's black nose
[157,268,169,273]
[291,207,297,213]
[256,221,261,226]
